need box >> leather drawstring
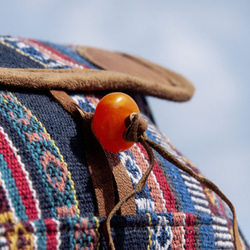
[143,136,242,250]
[50,90,241,250]
[102,134,154,250]
[103,113,242,250]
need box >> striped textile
[0,35,249,249]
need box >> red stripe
[0,131,39,220]
[184,213,196,249]
[21,38,89,68]
[184,226,195,249]
[138,143,177,212]
[45,218,58,249]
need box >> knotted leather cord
[144,136,242,250]
[50,90,241,250]
[102,113,241,250]
[102,134,155,250]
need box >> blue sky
[2,0,250,242]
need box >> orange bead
[92,92,140,153]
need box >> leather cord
[144,136,242,250]
[50,90,115,217]
[103,113,242,250]
[102,134,155,250]
[50,90,136,217]
[50,91,241,250]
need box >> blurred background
[1,0,249,242]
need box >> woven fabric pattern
[0,35,249,249]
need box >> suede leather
[78,46,195,101]
[0,36,248,249]
[50,90,136,217]
[106,152,136,215]
[0,59,194,101]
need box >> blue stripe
[200,214,216,249]
[42,41,100,69]
[0,153,27,221]
[145,128,196,214]
[118,150,154,214]
[33,219,47,248]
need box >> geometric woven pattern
[0,35,249,249]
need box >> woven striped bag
[0,36,248,249]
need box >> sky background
[1,0,250,243]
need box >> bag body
[0,36,248,249]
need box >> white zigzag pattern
[119,151,155,213]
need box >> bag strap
[0,51,194,102]
[50,90,242,250]
[50,90,136,217]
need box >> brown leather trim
[0,64,194,102]
[50,90,136,216]
[77,46,195,101]
[50,90,115,217]
[50,90,80,117]
[105,151,136,215]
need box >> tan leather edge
[0,67,194,102]
[77,46,195,101]
[122,52,193,92]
